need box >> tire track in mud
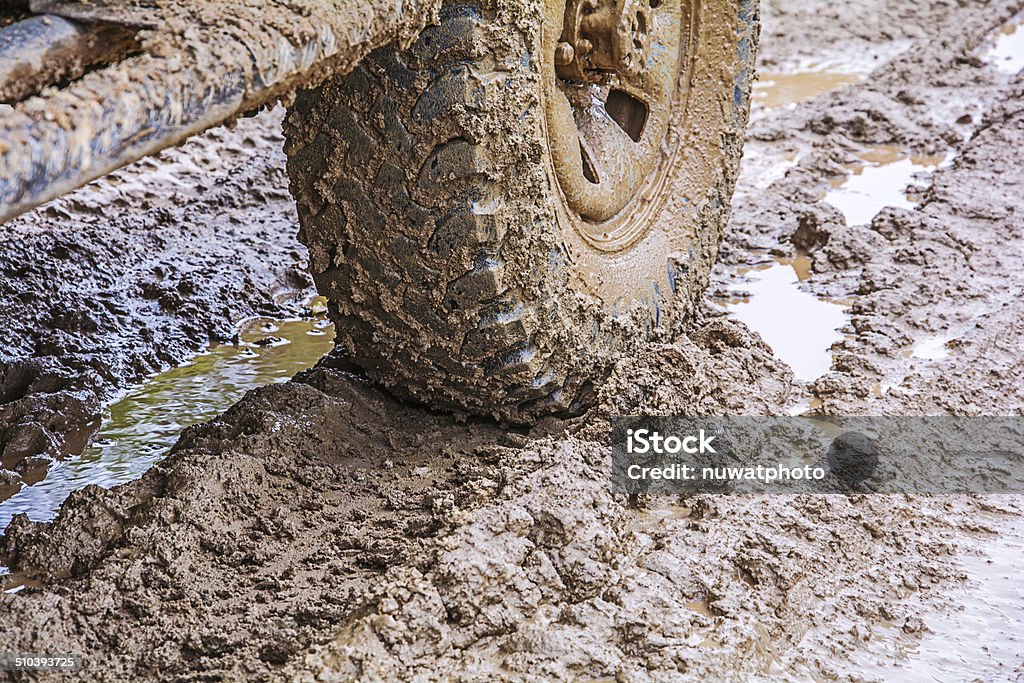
[716,0,1024,416]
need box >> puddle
[753,63,867,110]
[642,504,693,522]
[734,146,800,197]
[899,513,1024,681]
[846,506,1024,681]
[824,146,953,226]
[787,397,824,417]
[907,336,952,361]
[984,15,1024,75]
[752,39,915,115]
[685,598,716,618]
[724,256,849,383]
[0,305,335,533]
[0,569,42,594]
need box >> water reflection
[984,15,1024,75]
[825,146,953,226]
[725,257,849,383]
[0,310,335,530]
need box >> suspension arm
[0,0,442,225]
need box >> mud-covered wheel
[284,0,758,420]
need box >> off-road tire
[285,0,758,421]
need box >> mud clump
[0,357,518,679]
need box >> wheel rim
[543,0,685,240]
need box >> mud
[0,109,315,501]
[719,0,1024,417]
[0,309,335,532]
[2,0,1024,680]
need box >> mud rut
[1,0,1023,680]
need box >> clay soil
[1,0,1023,680]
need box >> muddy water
[825,146,953,226]
[907,336,952,361]
[724,59,875,385]
[724,256,849,383]
[984,15,1024,75]
[0,308,335,532]
[903,511,1024,680]
[753,63,866,110]
[727,144,954,390]
[845,503,1024,681]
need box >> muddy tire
[284,0,758,420]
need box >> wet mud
[0,307,334,532]
[0,109,316,504]
[719,0,1024,416]
[2,0,1024,680]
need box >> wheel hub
[554,0,654,82]
[543,0,683,235]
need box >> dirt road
[1,0,1023,680]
